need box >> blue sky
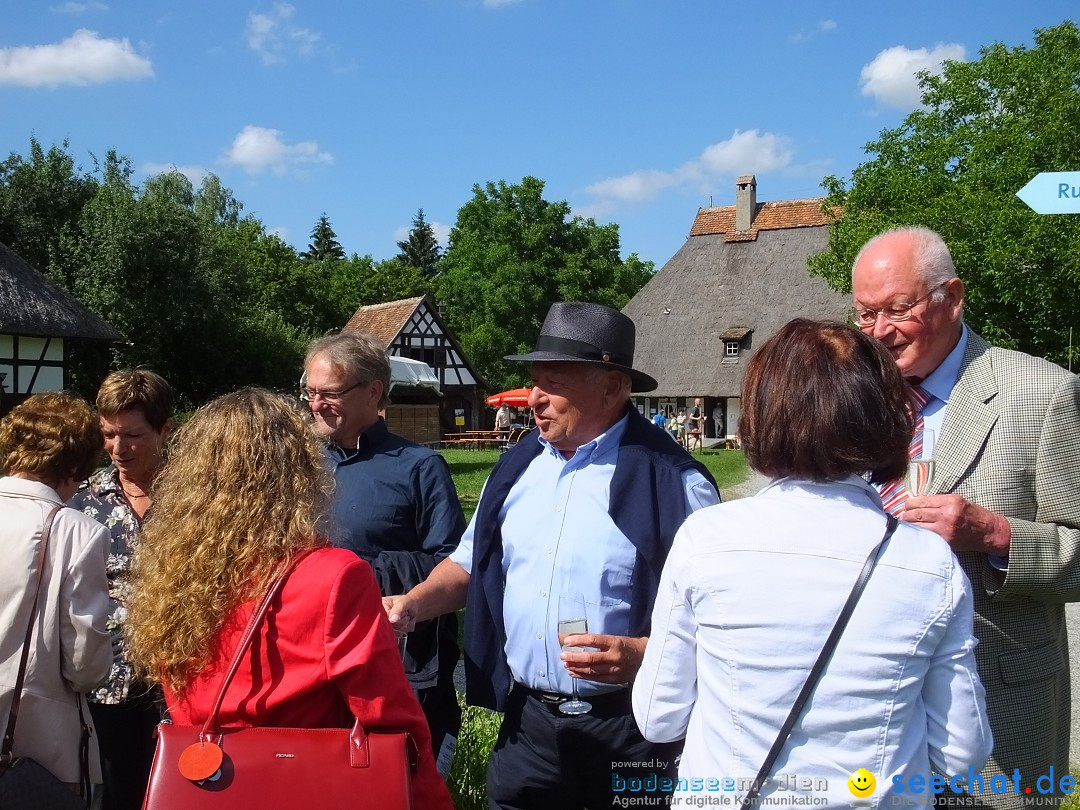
[2,2,1075,269]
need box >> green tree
[809,21,1080,367]
[300,212,346,261]
[0,137,98,289]
[436,177,654,390]
[396,208,442,278]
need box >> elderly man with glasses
[302,331,466,777]
[852,226,1080,808]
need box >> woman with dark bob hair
[633,320,992,806]
[125,388,452,809]
[0,393,112,797]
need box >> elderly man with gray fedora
[386,301,720,809]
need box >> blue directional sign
[1016,171,1080,214]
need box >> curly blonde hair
[0,392,102,484]
[125,388,334,693]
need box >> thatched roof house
[1,241,120,412]
[622,176,849,438]
[343,295,487,439]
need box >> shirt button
[536,633,543,639]
[538,670,545,677]
[541,591,547,597]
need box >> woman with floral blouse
[69,369,173,810]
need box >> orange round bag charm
[178,741,223,782]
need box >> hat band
[533,335,630,367]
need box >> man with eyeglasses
[853,226,1080,808]
[302,331,465,777]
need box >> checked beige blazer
[933,330,1080,807]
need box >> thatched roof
[624,202,849,399]
[0,241,121,341]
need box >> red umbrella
[486,387,532,407]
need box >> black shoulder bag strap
[0,504,93,805]
[740,515,898,810]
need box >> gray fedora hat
[505,301,658,393]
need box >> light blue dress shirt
[450,414,719,695]
[918,323,968,441]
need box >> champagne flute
[557,592,592,715]
[907,428,936,496]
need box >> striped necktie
[879,385,932,516]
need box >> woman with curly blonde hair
[125,387,451,809]
[0,392,112,797]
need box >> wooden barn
[343,295,487,443]
[623,176,849,440]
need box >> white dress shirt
[633,476,992,807]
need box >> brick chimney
[735,175,757,232]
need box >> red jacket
[164,547,452,809]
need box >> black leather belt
[518,683,631,715]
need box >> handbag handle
[200,547,317,738]
[1,504,63,762]
[740,515,898,810]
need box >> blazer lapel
[934,331,998,494]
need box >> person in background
[125,388,452,808]
[69,369,172,810]
[386,302,720,809]
[634,319,992,806]
[494,402,512,439]
[852,226,1080,806]
[675,409,687,448]
[651,410,667,430]
[711,401,724,439]
[303,333,465,774]
[0,393,112,798]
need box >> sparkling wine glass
[557,592,592,715]
[907,428,936,496]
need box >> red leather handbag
[142,551,415,810]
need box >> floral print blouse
[69,465,141,704]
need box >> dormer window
[720,327,751,364]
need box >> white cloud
[582,130,794,212]
[142,162,210,186]
[790,19,837,45]
[393,220,451,247]
[51,2,109,13]
[859,43,966,109]
[222,125,333,175]
[247,3,321,65]
[0,29,153,87]
[431,221,451,247]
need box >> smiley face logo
[848,769,876,798]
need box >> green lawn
[440,446,751,522]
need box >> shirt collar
[329,417,388,459]
[920,323,968,404]
[536,411,629,466]
[759,474,884,508]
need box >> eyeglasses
[299,380,364,403]
[852,283,946,328]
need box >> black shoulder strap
[740,515,898,809]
